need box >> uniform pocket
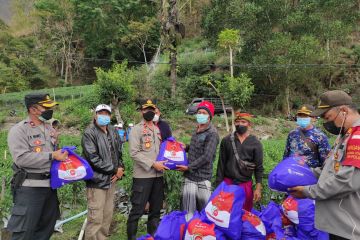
[7,205,27,232]
[131,184,144,205]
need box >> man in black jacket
[215,112,264,212]
[82,104,124,240]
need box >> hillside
[0,0,11,24]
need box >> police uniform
[127,99,164,239]
[302,90,360,239]
[7,93,60,240]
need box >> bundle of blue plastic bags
[137,179,329,240]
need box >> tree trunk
[326,38,330,60]
[284,85,290,115]
[142,44,148,68]
[170,48,177,98]
[110,102,123,125]
[229,46,234,77]
[208,81,230,132]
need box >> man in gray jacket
[127,99,168,239]
[290,90,360,240]
[82,104,124,240]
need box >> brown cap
[311,90,352,117]
[297,104,315,116]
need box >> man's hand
[152,161,169,172]
[111,175,118,184]
[253,184,262,202]
[176,165,189,172]
[178,142,186,149]
[288,186,306,199]
[52,150,68,161]
[116,167,124,178]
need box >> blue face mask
[97,115,110,126]
[196,114,209,124]
[297,117,311,129]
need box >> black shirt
[216,133,264,186]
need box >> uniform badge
[145,142,151,148]
[34,140,42,145]
[34,146,42,152]
[334,161,340,173]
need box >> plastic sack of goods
[240,209,266,240]
[156,137,188,170]
[184,212,226,240]
[154,211,187,240]
[268,156,318,192]
[202,181,245,239]
[282,196,329,240]
[50,146,93,189]
[136,234,154,240]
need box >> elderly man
[290,90,360,240]
[215,112,264,211]
[82,104,124,240]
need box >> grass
[0,85,94,105]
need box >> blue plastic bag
[50,146,93,189]
[241,209,266,240]
[282,196,328,240]
[202,181,245,240]
[137,234,154,240]
[184,212,226,240]
[154,211,187,240]
[268,156,318,192]
[156,137,188,170]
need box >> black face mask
[323,110,346,135]
[39,109,53,121]
[323,121,342,135]
[143,111,155,121]
[236,125,248,135]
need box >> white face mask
[153,114,160,122]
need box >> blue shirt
[117,129,125,141]
[283,126,331,168]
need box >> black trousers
[7,187,60,240]
[329,234,349,240]
[127,177,164,240]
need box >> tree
[218,29,241,77]
[161,0,185,98]
[95,61,136,124]
[35,0,82,85]
[121,18,158,67]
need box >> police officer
[290,90,360,240]
[127,99,168,239]
[7,93,68,240]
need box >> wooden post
[1,177,5,201]
[53,88,56,101]
[4,150,7,160]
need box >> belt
[26,172,50,180]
